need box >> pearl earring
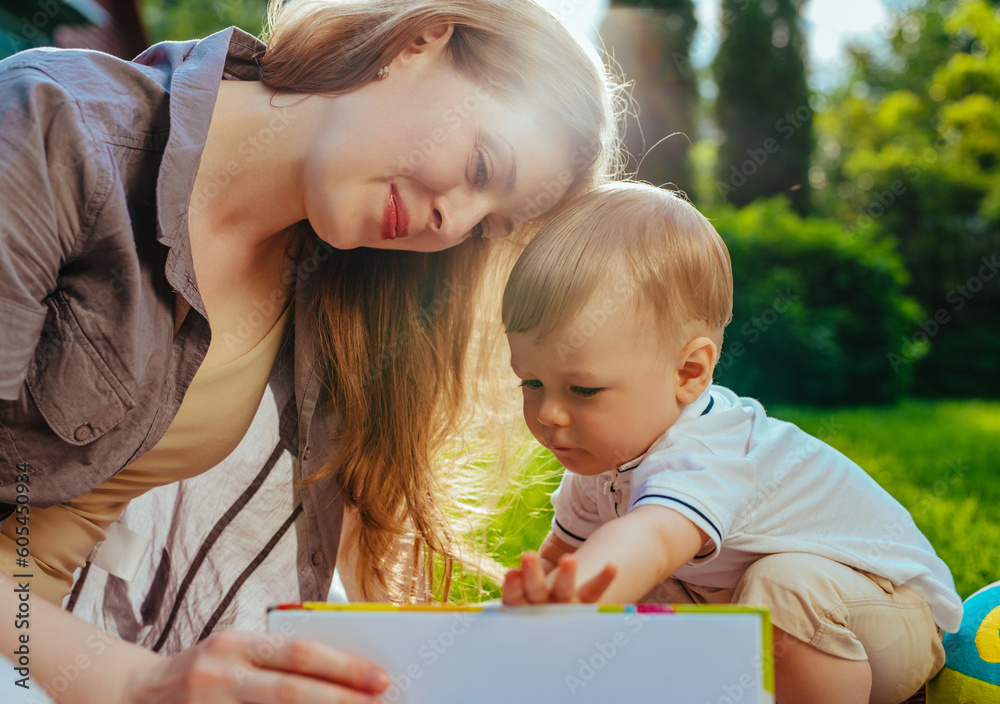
[377,65,390,79]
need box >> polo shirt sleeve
[550,471,603,547]
[0,61,101,400]
[628,449,756,561]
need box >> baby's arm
[536,530,577,572]
[504,506,707,604]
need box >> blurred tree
[812,0,1000,396]
[711,197,920,406]
[139,0,266,43]
[713,0,812,214]
[0,0,104,58]
[602,1,698,197]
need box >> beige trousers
[643,553,946,704]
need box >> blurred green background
[5,0,994,403]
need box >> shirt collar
[615,384,715,473]
[139,27,266,318]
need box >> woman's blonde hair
[258,0,621,600]
[503,182,734,350]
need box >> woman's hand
[2,569,388,704]
[123,632,390,704]
[502,551,616,605]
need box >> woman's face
[301,39,577,252]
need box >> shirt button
[301,446,311,461]
[311,551,324,566]
[73,424,93,442]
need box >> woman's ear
[397,23,455,64]
[674,337,718,405]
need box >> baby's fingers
[576,563,618,603]
[502,568,527,605]
[520,552,550,603]
[550,555,578,603]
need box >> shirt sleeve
[628,450,757,562]
[550,471,603,547]
[0,61,101,400]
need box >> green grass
[457,399,1000,601]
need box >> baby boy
[500,182,961,703]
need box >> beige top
[0,304,291,604]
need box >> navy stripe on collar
[700,395,715,416]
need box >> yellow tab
[975,605,1000,663]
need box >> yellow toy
[927,580,1000,702]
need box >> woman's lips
[381,184,410,240]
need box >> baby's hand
[502,552,617,605]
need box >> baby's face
[508,300,684,476]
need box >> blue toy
[927,580,1000,702]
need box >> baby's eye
[571,386,602,398]
[519,379,542,390]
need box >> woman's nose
[431,192,488,243]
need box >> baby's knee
[733,553,943,703]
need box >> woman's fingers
[126,632,389,704]
[236,667,382,704]
[576,563,618,603]
[255,637,389,693]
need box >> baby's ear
[675,337,717,405]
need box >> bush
[911,303,1000,398]
[709,198,921,405]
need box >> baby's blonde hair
[503,182,734,351]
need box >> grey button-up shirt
[0,28,343,600]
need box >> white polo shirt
[551,384,964,632]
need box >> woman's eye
[571,386,602,398]
[472,146,491,188]
[519,379,542,390]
